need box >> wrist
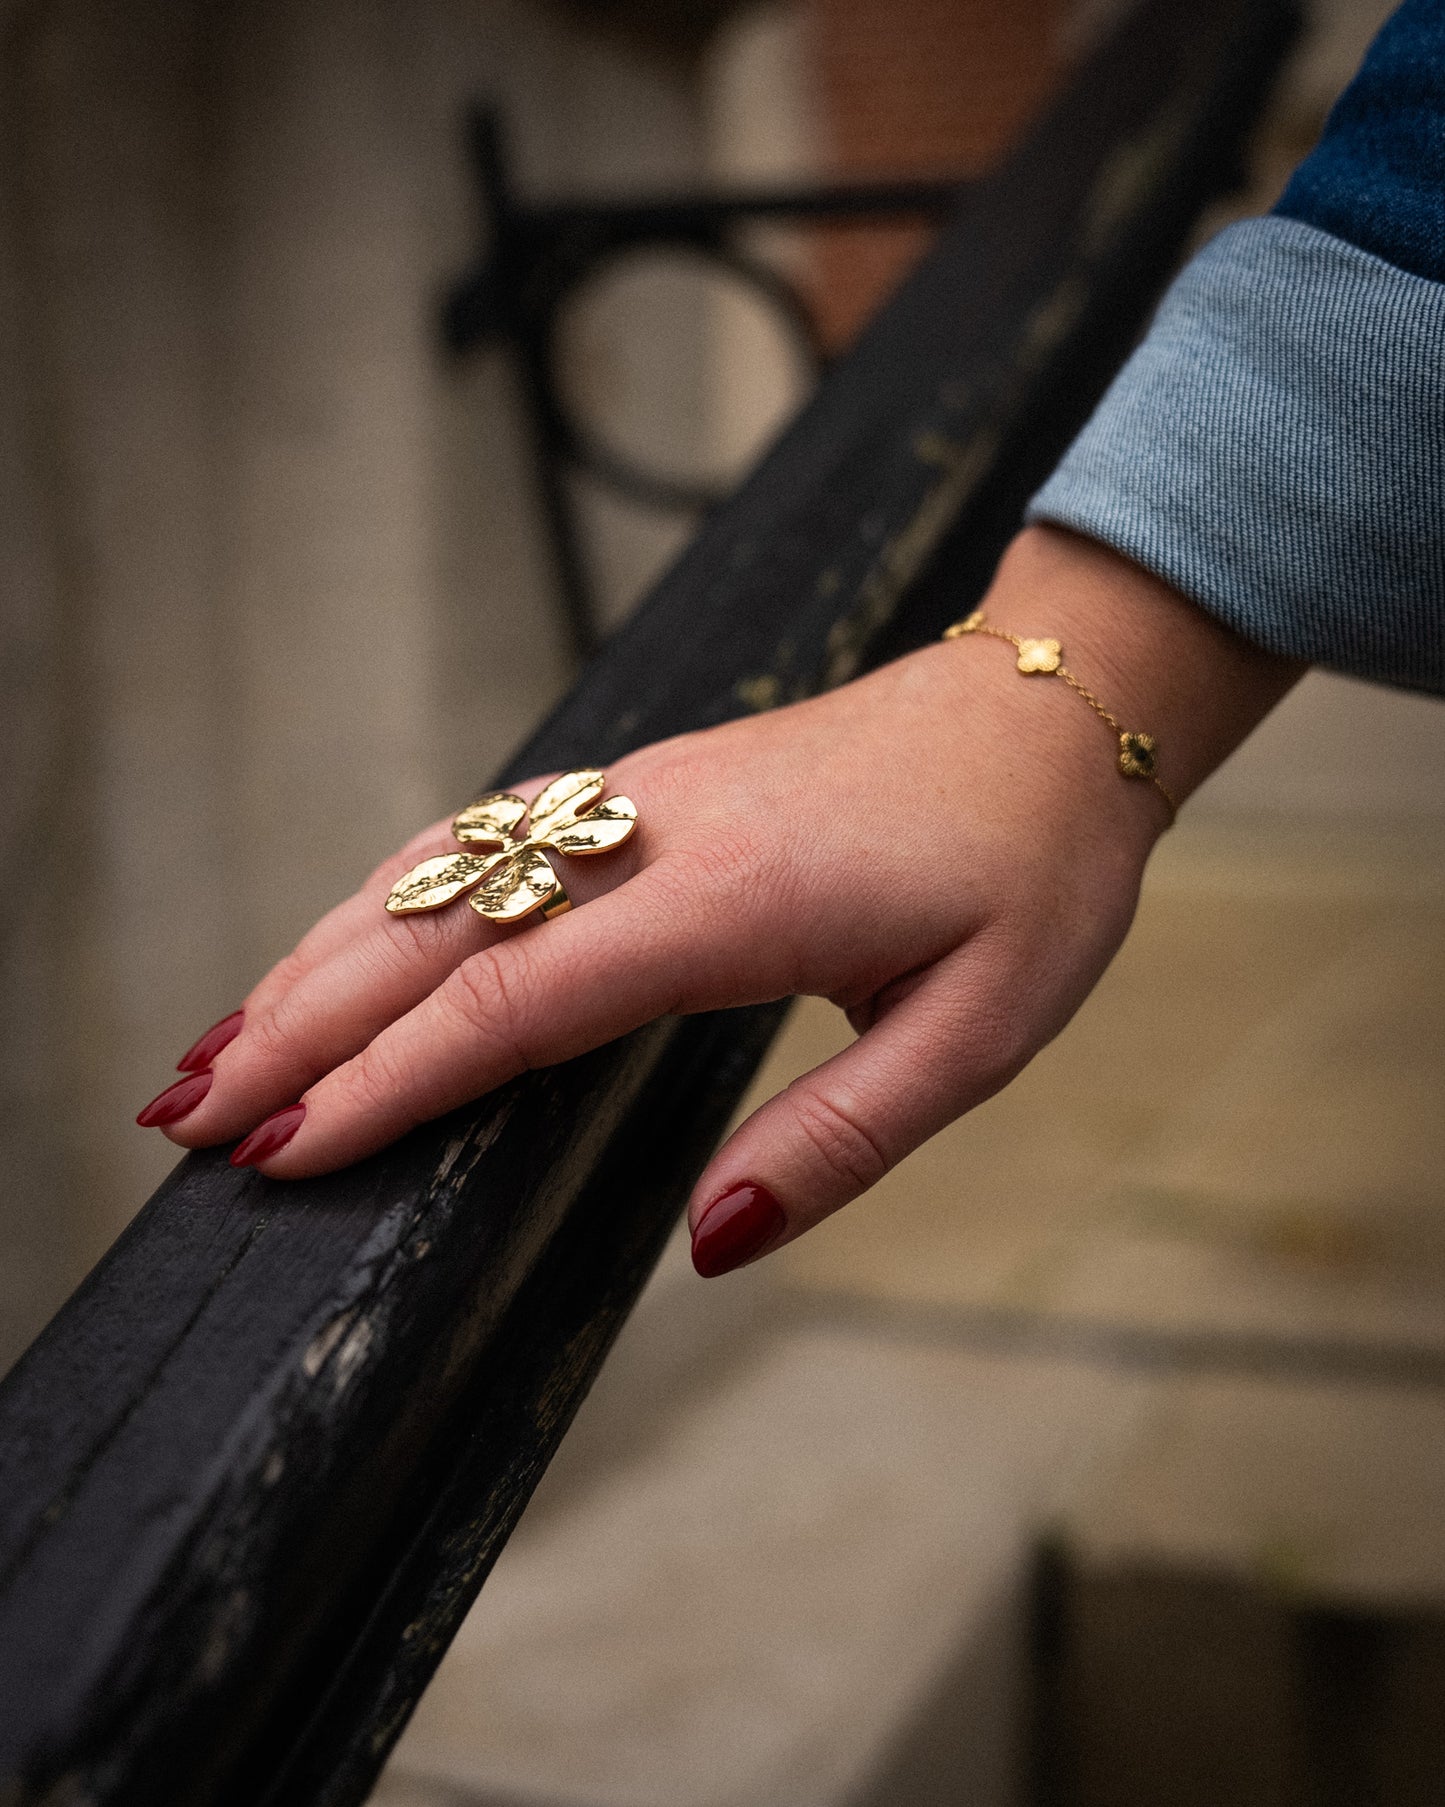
[963,525,1306,809]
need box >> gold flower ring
[385,769,638,924]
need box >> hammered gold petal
[527,770,605,839]
[385,852,493,915]
[544,795,638,855]
[469,846,562,923]
[453,793,528,845]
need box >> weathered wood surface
[0,1,1297,1800]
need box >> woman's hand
[149,527,1302,1274]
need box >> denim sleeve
[1025,0,1445,694]
[1275,0,1445,284]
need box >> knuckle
[264,949,310,996]
[377,904,466,969]
[333,1037,411,1116]
[972,1002,1036,1091]
[700,821,770,893]
[644,825,769,924]
[617,738,695,812]
[953,939,1048,1086]
[241,1004,308,1076]
[941,986,1035,1103]
[635,849,696,918]
[443,948,536,1071]
[789,1084,890,1194]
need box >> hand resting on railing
[144,524,1300,1276]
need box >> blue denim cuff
[1025,216,1445,694]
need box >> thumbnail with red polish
[137,1069,214,1129]
[231,1103,306,1169]
[691,1182,786,1278]
[177,1009,244,1072]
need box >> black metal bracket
[441,105,970,656]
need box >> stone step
[375,1274,1154,1807]
[1039,1373,1445,1807]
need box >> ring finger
[161,794,651,1147]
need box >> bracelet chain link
[942,610,1178,820]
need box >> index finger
[213,819,459,1038]
[245,870,744,1177]
[164,787,650,1147]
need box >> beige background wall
[0,0,706,1366]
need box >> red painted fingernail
[691,1182,786,1278]
[231,1103,306,1168]
[177,1009,245,1072]
[137,1069,214,1129]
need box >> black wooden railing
[0,2,1297,1801]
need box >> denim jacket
[1026,0,1445,694]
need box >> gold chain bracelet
[942,610,1178,820]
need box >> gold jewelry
[942,610,1177,818]
[385,770,638,924]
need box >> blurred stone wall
[0,0,708,1369]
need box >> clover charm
[1117,732,1158,779]
[1016,637,1063,674]
[385,770,637,924]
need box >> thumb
[687,946,1023,1277]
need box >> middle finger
[166,822,649,1147]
